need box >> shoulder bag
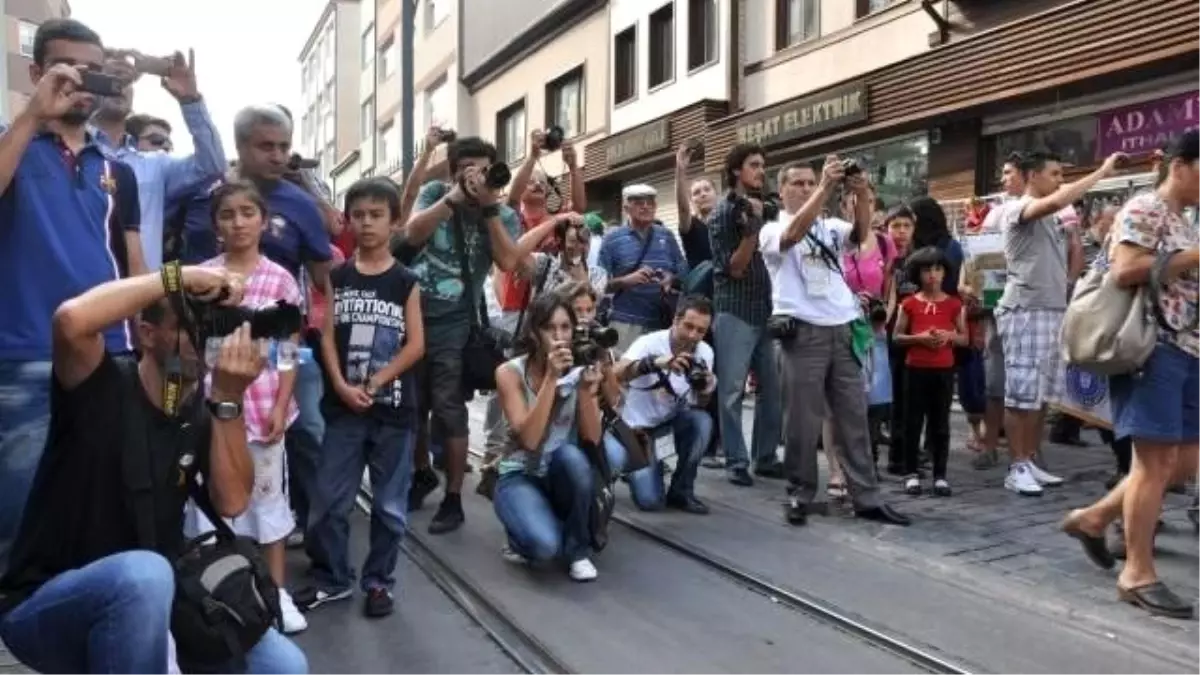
[1061,249,1175,375]
[453,209,508,393]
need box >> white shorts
[184,439,295,545]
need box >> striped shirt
[708,195,772,325]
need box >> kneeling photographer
[611,296,717,514]
[0,264,307,673]
[490,294,605,582]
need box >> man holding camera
[91,47,227,272]
[614,296,717,514]
[598,184,689,354]
[0,266,307,673]
[403,137,540,534]
[0,18,146,576]
[708,143,784,487]
[759,157,909,527]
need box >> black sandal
[1117,582,1195,619]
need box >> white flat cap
[622,183,657,200]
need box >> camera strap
[160,261,199,419]
[609,225,656,309]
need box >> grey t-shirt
[997,197,1069,310]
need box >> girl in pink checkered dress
[186,181,309,634]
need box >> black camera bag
[452,208,508,393]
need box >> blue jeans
[493,444,595,563]
[287,357,325,531]
[308,415,414,592]
[0,360,52,577]
[0,550,307,674]
[604,409,712,509]
[713,313,781,471]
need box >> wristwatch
[206,399,243,421]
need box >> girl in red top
[894,246,967,497]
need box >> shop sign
[604,119,671,166]
[736,81,868,146]
[1097,91,1199,157]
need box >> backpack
[119,362,281,672]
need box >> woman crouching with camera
[189,180,309,633]
[493,293,605,582]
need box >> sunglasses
[140,134,172,151]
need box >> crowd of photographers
[0,14,1197,675]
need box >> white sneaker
[1005,463,1043,497]
[278,589,308,634]
[500,546,528,565]
[1027,461,1064,487]
[568,558,598,582]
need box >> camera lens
[439,129,457,144]
[485,163,511,189]
[543,125,564,152]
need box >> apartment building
[2,0,71,120]
[582,0,735,225]
[459,0,609,213]
[375,0,463,182]
[296,0,363,201]
[702,0,1197,216]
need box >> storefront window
[850,134,929,207]
[988,115,1097,188]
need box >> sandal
[1060,510,1115,570]
[826,481,847,499]
[1117,581,1195,619]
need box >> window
[379,38,396,81]
[857,0,899,18]
[546,68,583,140]
[614,26,637,105]
[323,112,335,145]
[687,0,717,71]
[361,24,375,69]
[427,0,451,30]
[648,4,674,89]
[425,76,450,130]
[378,121,396,167]
[361,97,375,143]
[988,116,1098,190]
[496,101,526,164]
[777,0,819,49]
[324,142,336,175]
[18,21,37,59]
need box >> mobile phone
[78,71,125,97]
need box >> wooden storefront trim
[704,0,1197,173]
[584,100,729,184]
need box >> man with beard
[90,47,227,272]
[0,18,145,577]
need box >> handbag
[452,210,508,393]
[1061,249,1173,376]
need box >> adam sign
[1097,91,1199,157]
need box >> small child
[298,177,425,619]
[894,246,967,497]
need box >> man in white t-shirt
[759,157,908,528]
[614,296,716,514]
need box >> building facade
[581,0,736,226]
[704,0,1198,227]
[2,0,71,120]
[297,0,363,199]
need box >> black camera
[867,297,887,324]
[571,323,619,366]
[191,299,303,343]
[484,162,511,190]
[437,128,458,144]
[841,158,863,177]
[728,191,782,236]
[542,125,565,152]
[685,358,709,391]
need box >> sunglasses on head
[141,134,171,150]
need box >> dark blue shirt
[597,222,687,326]
[180,177,331,279]
[0,132,141,360]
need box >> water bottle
[203,337,312,371]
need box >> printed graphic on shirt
[333,287,408,408]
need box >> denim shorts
[1111,341,1199,445]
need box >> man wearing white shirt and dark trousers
[759,158,909,527]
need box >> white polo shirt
[759,214,861,327]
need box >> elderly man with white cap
[597,183,689,353]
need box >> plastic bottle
[204,337,312,371]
